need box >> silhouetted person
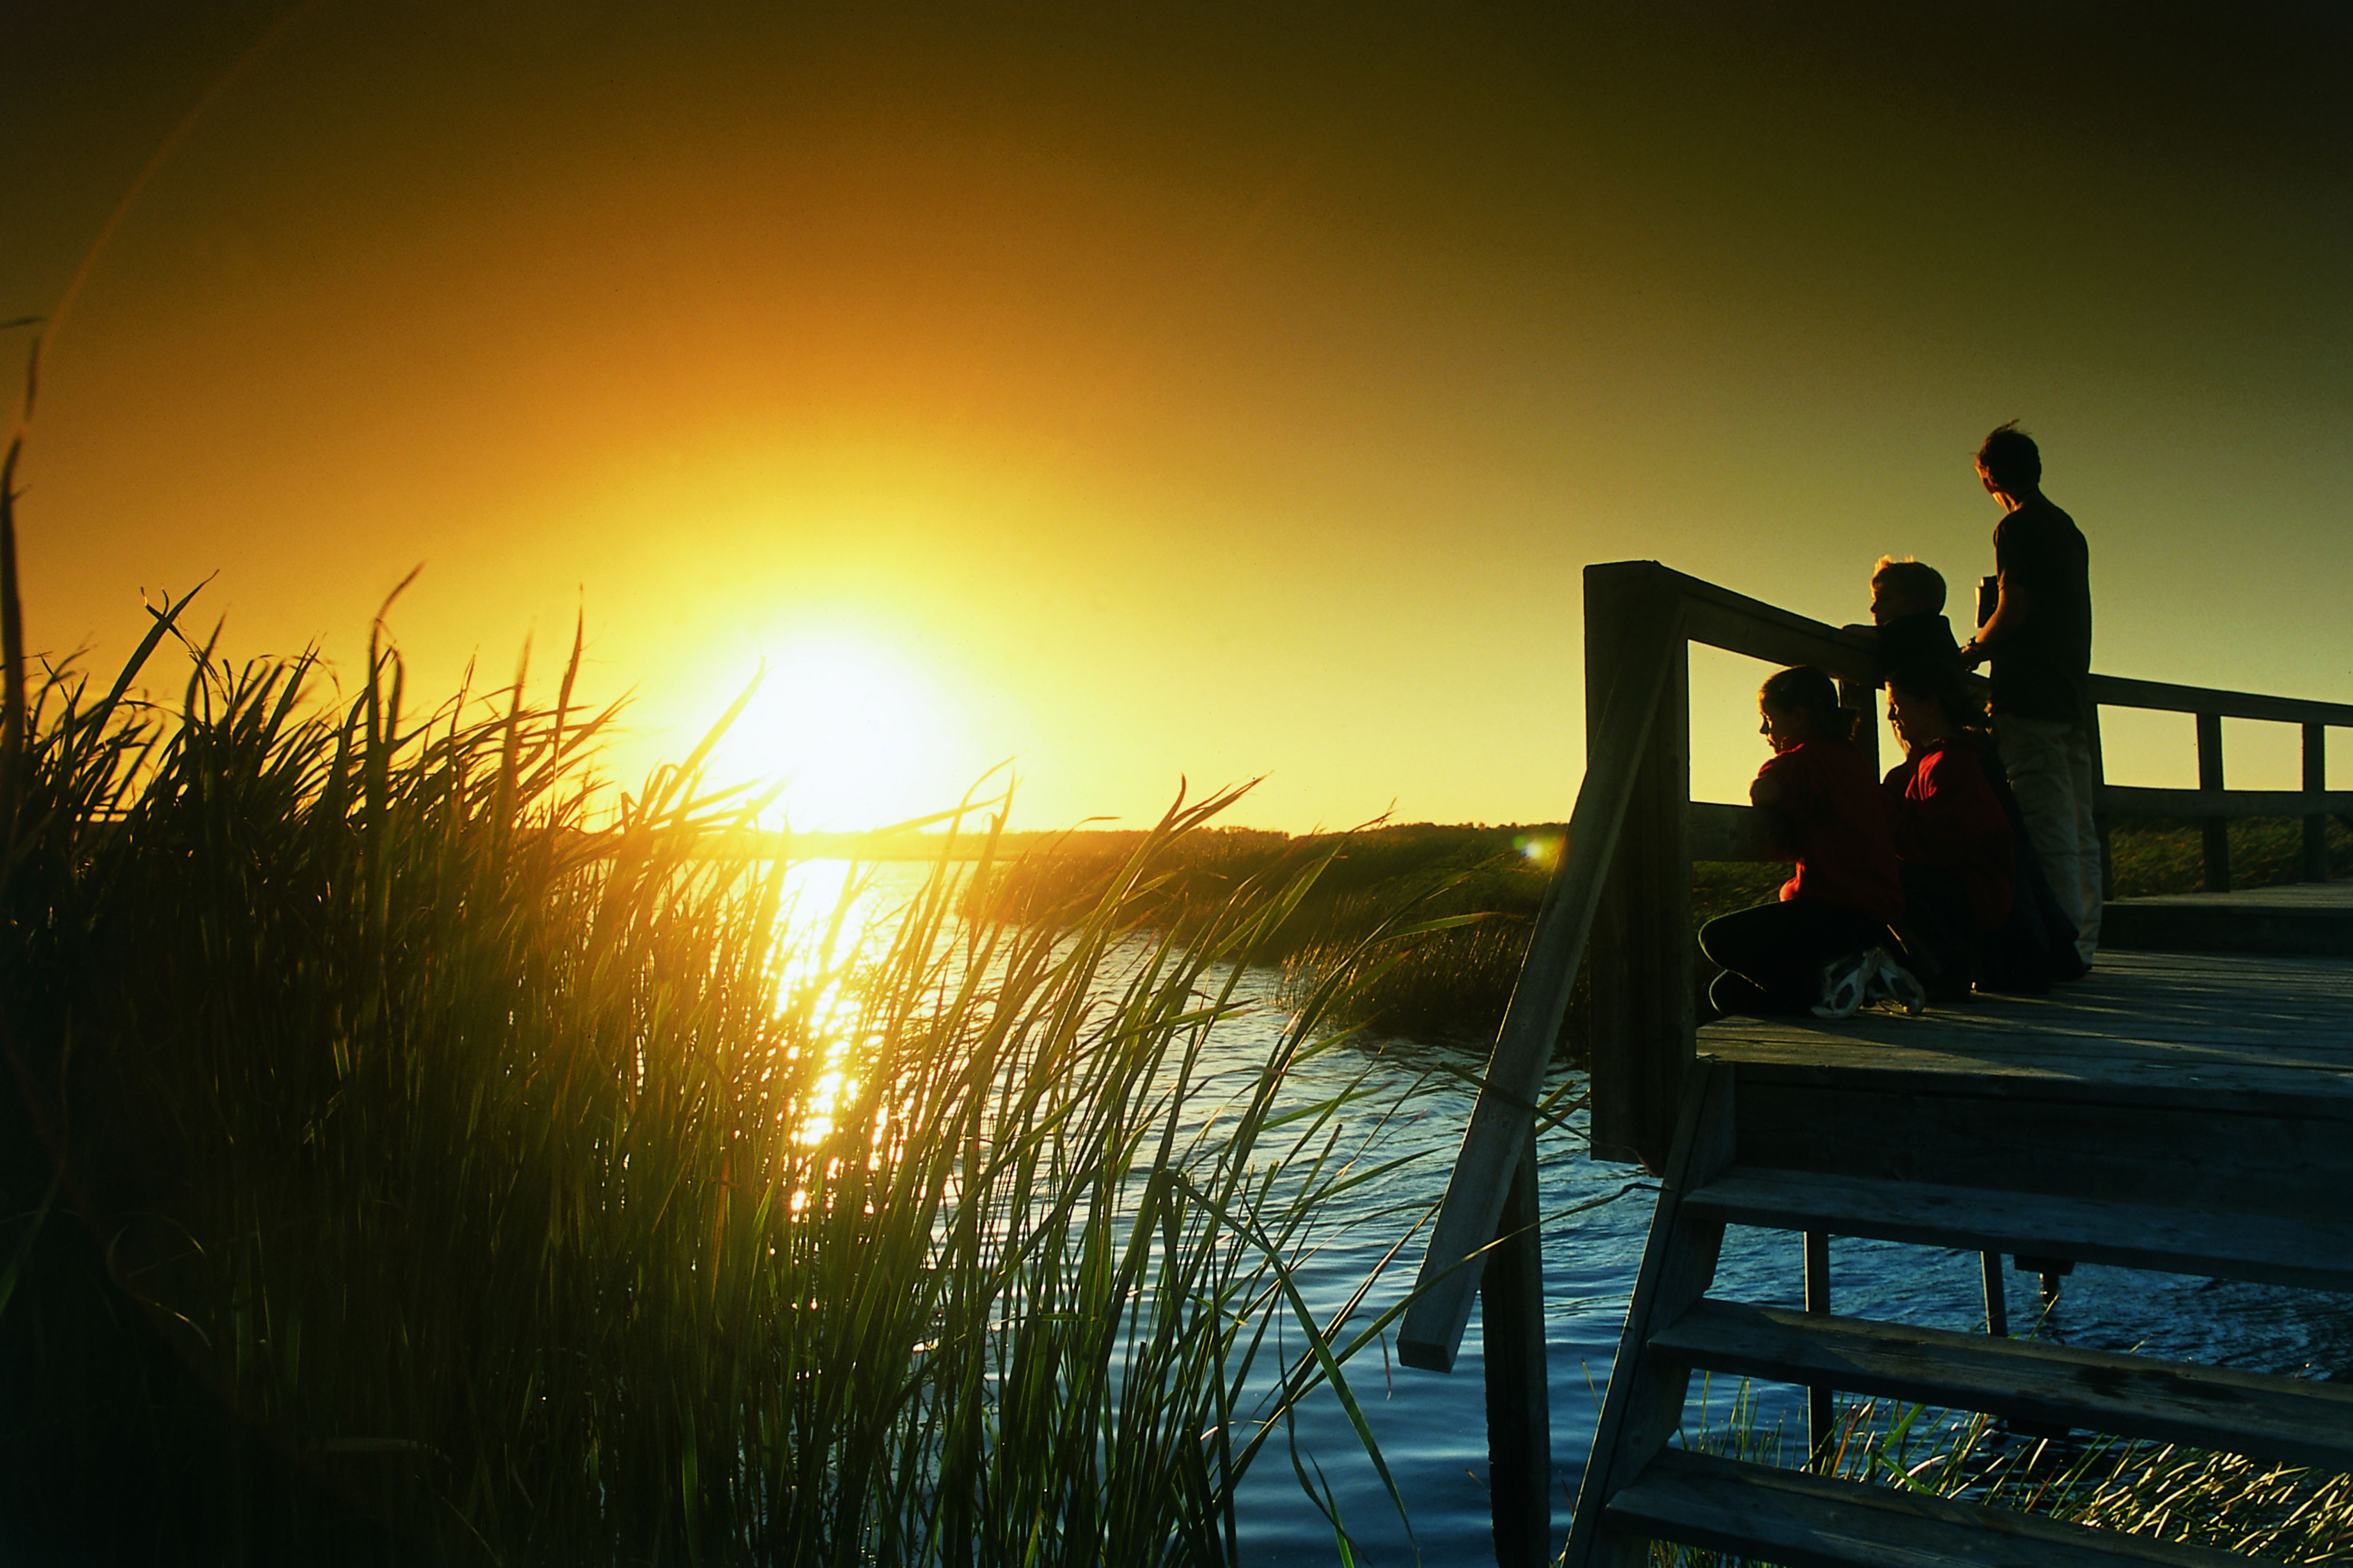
[1958,422,2098,966]
[1700,666,1916,1018]
[1882,660,2013,1000]
[1869,556,1968,690]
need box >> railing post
[2089,702,2115,901]
[1586,570,1693,1173]
[2304,725,2329,883]
[1402,564,1681,1373]
[1481,1138,1552,1568]
[2197,713,2229,893]
[1803,1231,1834,1466]
[1836,677,1878,777]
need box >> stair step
[1683,1167,2353,1292]
[1607,1448,2251,1568]
[1650,1299,2353,1474]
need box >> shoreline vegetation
[874,813,2353,1050]
[1667,1380,2353,1566]
[0,599,1440,1563]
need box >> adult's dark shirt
[1989,497,2092,725]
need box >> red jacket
[1884,739,2016,935]
[1756,740,1903,924]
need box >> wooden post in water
[1803,1231,1833,1465]
[1585,564,1694,1172]
[1481,1139,1552,1568]
[2197,713,2230,892]
[2304,724,2329,883]
[1980,1250,2009,1338]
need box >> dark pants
[1701,899,1884,1016]
[1892,863,1976,1003]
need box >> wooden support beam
[1481,1140,1552,1568]
[1589,573,1694,1171]
[1689,802,1781,863]
[1981,1251,2009,1339]
[1836,679,1878,778]
[2088,704,2115,902]
[2092,672,2353,728]
[2304,724,2329,883]
[1803,1232,1832,1466]
[1562,1063,1736,1568]
[2196,713,2229,893]
[1398,564,1683,1373]
[2098,784,2353,818]
[1651,1300,2353,1476]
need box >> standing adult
[1958,422,2099,966]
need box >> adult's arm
[1959,573,2036,669]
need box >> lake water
[793,861,2353,1565]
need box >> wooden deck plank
[1698,949,2353,1104]
[1681,1168,2353,1291]
[2108,881,2353,910]
[1650,1301,2353,1474]
[1610,1450,2255,1568]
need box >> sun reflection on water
[772,858,955,1150]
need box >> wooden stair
[1608,1449,2251,1568]
[1562,1056,2353,1568]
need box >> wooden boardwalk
[2102,878,2353,957]
[1702,945,2353,1097]
[1572,951,2353,1568]
[1398,564,2353,1567]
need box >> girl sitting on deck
[1701,665,1918,1019]
[1882,660,2015,1001]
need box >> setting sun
[700,634,974,831]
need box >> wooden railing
[2087,674,2353,893]
[1395,560,2353,1567]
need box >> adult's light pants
[1996,713,2102,965]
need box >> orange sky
[9,4,2352,829]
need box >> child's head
[1757,666,1855,751]
[1870,557,1946,625]
[1885,660,1988,751]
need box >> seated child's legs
[1708,968,1775,1016]
[1701,899,1883,1013]
[1893,863,1976,1002]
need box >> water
[787,861,2353,1565]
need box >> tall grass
[0,576,1428,1558]
[1658,1383,2353,1565]
[1270,859,1788,1047]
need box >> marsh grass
[2107,816,2353,898]
[0,559,1438,1560]
[1270,858,1788,1049]
[1657,1383,2353,1565]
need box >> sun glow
[700,635,970,831]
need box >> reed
[1659,1386,2353,1565]
[1271,858,1787,1049]
[0,581,1426,1562]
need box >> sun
[699,634,970,831]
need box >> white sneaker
[1870,949,1928,1016]
[1811,950,1873,1019]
